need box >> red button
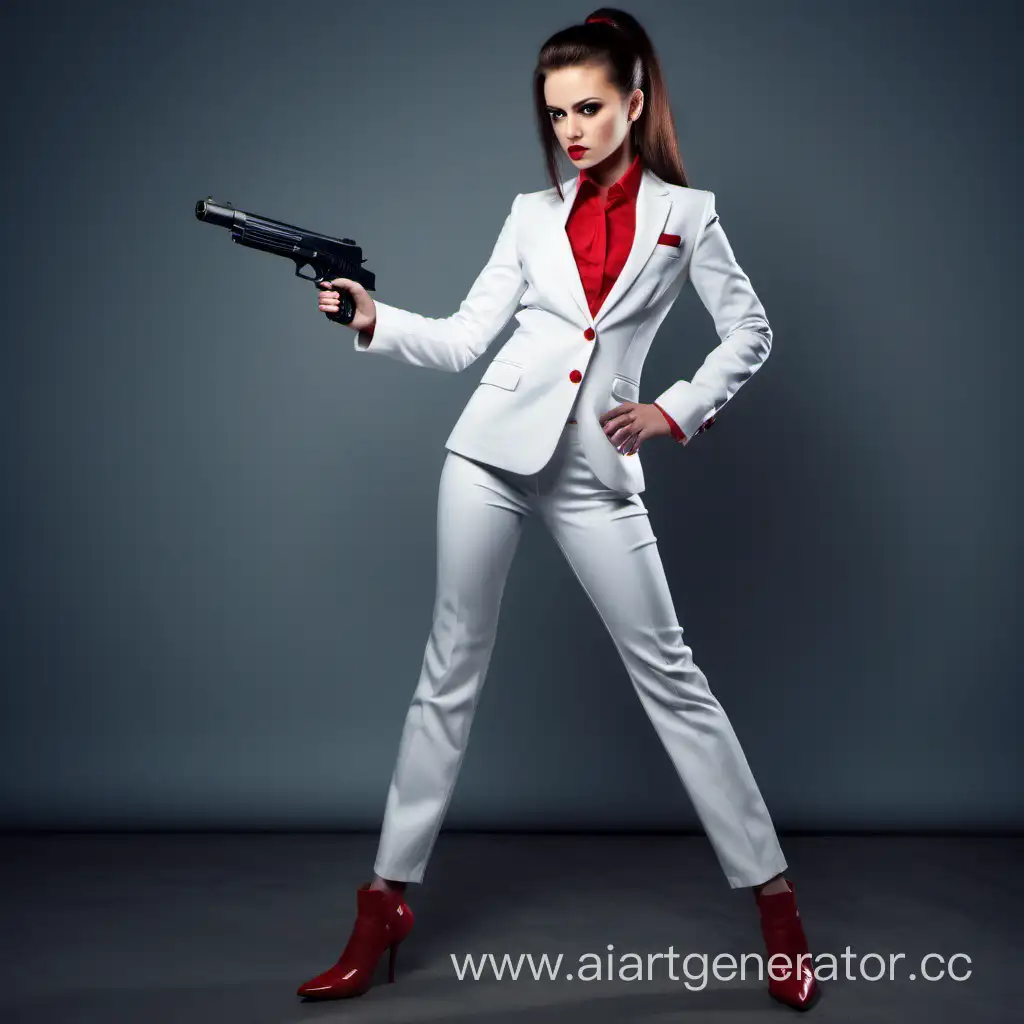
[583,327,595,341]
[569,369,582,384]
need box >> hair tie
[585,15,617,28]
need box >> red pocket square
[657,232,681,247]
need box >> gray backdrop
[1,0,1020,831]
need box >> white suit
[352,167,788,888]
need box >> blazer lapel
[547,167,672,327]
[595,170,671,327]
[551,176,592,324]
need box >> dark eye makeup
[548,102,601,120]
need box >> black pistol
[195,197,374,325]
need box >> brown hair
[532,8,689,200]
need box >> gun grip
[305,264,355,324]
[325,291,355,325]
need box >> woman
[302,7,819,1012]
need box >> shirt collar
[578,151,644,203]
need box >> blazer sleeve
[352,193,527,373]
[652,191,773,442]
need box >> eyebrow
[545,96,603,111]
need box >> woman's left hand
[599,402,671,456]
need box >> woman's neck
[583,139,637,192]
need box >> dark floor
[1,832,1020,1022]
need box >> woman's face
[544,63,642,171]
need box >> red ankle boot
[296,882,414,1000]
[754,879,820,1011]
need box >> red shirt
[566,153,687,442]
[566,150,645,320]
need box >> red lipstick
[568,146,588,159]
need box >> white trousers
[373,422,788,889]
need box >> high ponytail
[532,8,689,200]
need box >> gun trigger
[293,259,318,282]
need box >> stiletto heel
[296,882,414,1000]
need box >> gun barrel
[195,199,242,228]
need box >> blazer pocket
[656,232,683,259]
[610,375,640,402]
[479,358,522,391]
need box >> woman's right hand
[317,278,377,332]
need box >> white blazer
[352,166,772,496]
